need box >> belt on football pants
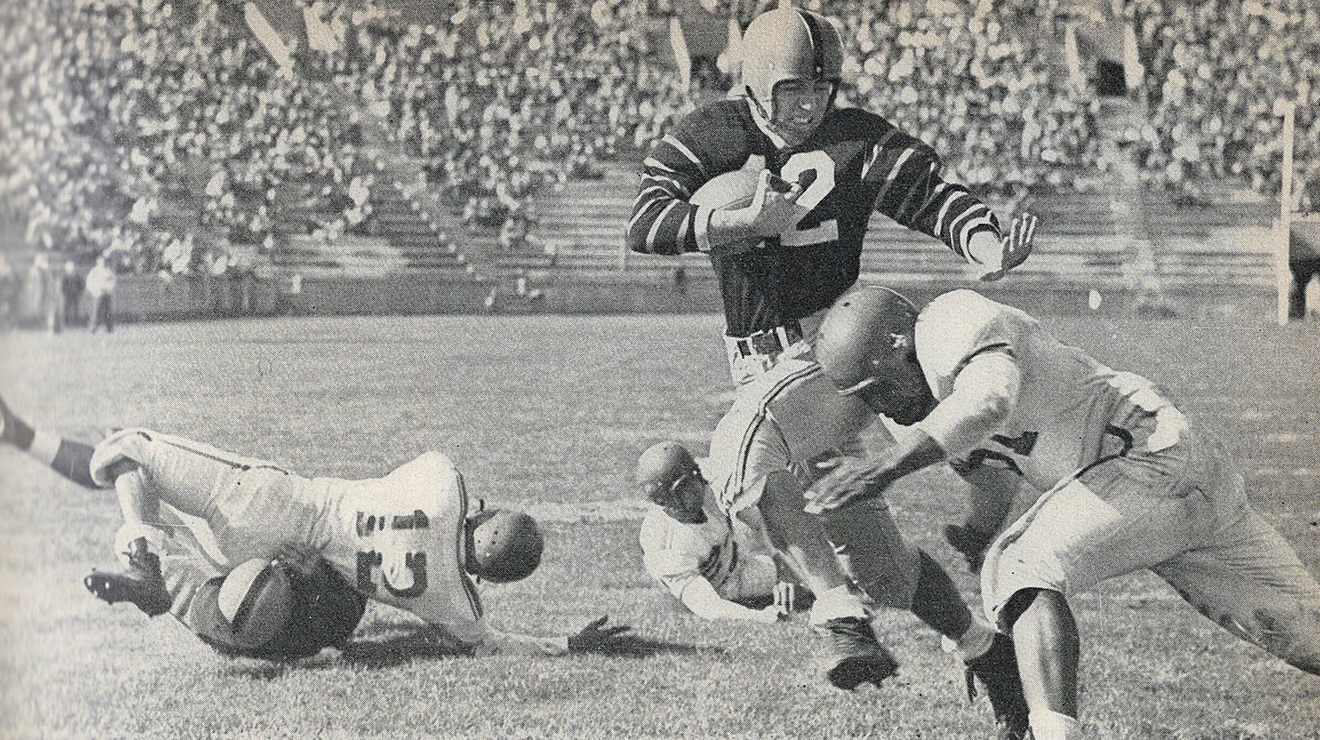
[730,320,804,358]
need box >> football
[690,168,763,212]
[690,168,800,254]
[218,558,294,649]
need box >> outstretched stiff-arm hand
[968,212,1038,282]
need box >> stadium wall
[504,274,1276,320]
[16,268,1276,326]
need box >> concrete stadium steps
[507,160,1280,290]
[266,180,477,275]
[273,234,475,277]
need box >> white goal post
[1276,99,1295,325]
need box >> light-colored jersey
[91,432,563,654]
[312,451,487,648]
[709,358,876,516]
[915,290,1187,492]
[638,489,741,601]
[706,358,922,611]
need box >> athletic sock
[1030,709,1083,740]
[4,412,35,451]
[22,431,99,489]
[955,619,996,662]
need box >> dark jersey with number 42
[627,99,1001,337]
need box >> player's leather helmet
[741,7,844,121]
[635,441,700,507]
[218,558,294,649]
[468,509,544,583]
[635,441,708,524]
[815,285,936,425]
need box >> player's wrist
[965,230,1002,269]
[708,207,758,244]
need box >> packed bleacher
[0,0,1315,304]
[827,0,1105,198]
[330,0,690,235]
[1128,0,1319,210]
[0,0,382,280]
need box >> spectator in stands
[85,255,117,333]
[1130,0,1319,201]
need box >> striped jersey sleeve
[859,123,1001,262]
[627,134,704,255]
[626,101,756,256]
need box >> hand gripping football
[690,168,806,254]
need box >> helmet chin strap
[745,87,790,149]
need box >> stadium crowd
[828,0,1104,198]
[1,0,382,281]
[329,0,690,234]
[1129,0,1319,209]
[2,0,1317,302]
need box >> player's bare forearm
[680,576,781,623]
[805,431,947,515]
[707,207,760,248]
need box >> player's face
[770,78,834,147]
[665,467,709,524]
[846,348,936,426]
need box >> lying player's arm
[806,351,1022,514]
[467,617,631,657]
[676,574,782,624]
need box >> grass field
[1,309,1318,739]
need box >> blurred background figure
[85,255,117,333]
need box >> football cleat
[965,632,1031,740]
[822,616,899,690]
[944,523,994,573]
[84,544,171,617]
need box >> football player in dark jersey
[627,5,1037,386]
[628,7,1036,718]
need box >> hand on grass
[567,616,631,653]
